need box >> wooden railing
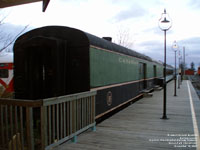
[0,91,96,150]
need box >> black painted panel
[95,79,156,117]
[95,81,140,116]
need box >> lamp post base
[161,116,169,120]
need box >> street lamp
[178,50,182,88]
[158,9,172,119]
[172,41,178,96]
[183,46,186,79]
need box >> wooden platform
[53,80,200,150]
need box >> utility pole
[183,47,185,78]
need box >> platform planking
[53,80,200,150]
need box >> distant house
[185,69,194,75]
[197,67,200,75]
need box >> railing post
[92,95,96,131]
[0,105,5,147]
[19,107,24,150]
[91,125,96,132]
[71,136,77,143]
[26,107,34,150]
[92,95,96,123]
[41,106,47,150]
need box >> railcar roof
[85,32,154,62]
[15,26,162,65]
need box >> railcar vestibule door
[139,62,146,91]
[14,37,68,99]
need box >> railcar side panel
[146,63,154,79]
[95,81,140,117]
[90,47,139,88]
[157,65,163,77]
[146,63,163,88]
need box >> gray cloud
[135,40,167,64]
[180,37,200,45]
[179,37,200,54]
[112,4,148,22]
[142,27,174,36]
[135,36,200,68]
[178,37,200,68]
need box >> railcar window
[0,69,9,78]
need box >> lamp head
[158,9,172,31]
[172,40,178,52]
[161,17,170,23]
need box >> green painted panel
[146,63,164,78]
[90,47,139,87]
[157,65,163,77]
[89,47,164,88]
[146,64,153,78]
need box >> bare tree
[115,26,134,49]
[0,9,29,53]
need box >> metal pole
[183,47,185,78]
[162,30,168,119]
[174,51,177,96]
[178,53,180,89]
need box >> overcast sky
[1,0,200,69]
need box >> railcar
[14,26,171,118]
[197,67,200,75]
[0,52,14,98]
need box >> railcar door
[41,38,68,98]
[14,37,68,99]
[139,62,146,91]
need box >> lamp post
[172,41,178,96]
[158,9,172,119]
[183,46,185,79]
[178,50,182,88]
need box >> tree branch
[0,24,29,52]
